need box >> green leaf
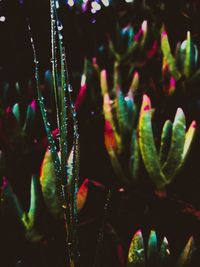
[3,180,24,220]
[159,120,173,166]
[140,20,148,48]
[115,24,134,56]
[100,69,109,95]
[22,175,44,242]
[130,129,140,181]
[116,88,129,135]
[184,31,192,78]
[23,175,40,230]
[129,71,139,97]
[177,237,195,267]
[159,237,171,267]
[23,101,36,131]
[162,108,186,182]
[147,230,158,266]
[12,103,20,123]
[127,230,145,267]
[40,149,63,218]
[181,120,196,164]
[176,32,198,78]
[124,91,135,127]
[139,94,167,189]
[161,30,181,80]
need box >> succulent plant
[161,29,200,95]
[100,64,140,185]
[105,20,158,68]
[40,148,89,218]
[139,94,196,190]
[1,175,43,242]
[127,230,196,267]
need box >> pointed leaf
[129,71,139,96]
[116,88,129,134]
[139,94,167,189]
[127,230,145,267]
[162,108,186,182]
[176,34,198,78]
[130,129,140,181]
[159,237,171,267]
[181,120,197,164]
[124,92,135,126]
[147,230,158,266]
[184,31,191,78]
[177,237,195,267]
[23,101,36,131]
[12,103,20,123]
[100,70,109,94]
[22,175,39,231]
[140,20,148,48]
[161,31,181,80]
[40,149,63,217]
[77,179,89,211]
[104,120,118,153]
[159,120,173,166]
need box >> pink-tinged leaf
[140,94,151,113]
[147,41,158,60]
[40,149,63,217]
[139,94,167,189]
[75,83,87,110]
[127,230,145,266]
[30,99,36,111]
[162,57,169,76]
[77,179,89,211]
[104,120,118,153]
[140,20,148,47]
[40,150,90,217]
[161,29,181,80]
[168,76,176,95]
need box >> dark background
[1,1,200,267]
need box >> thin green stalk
[50,0,61,134]
[28,1,80,264]
[54,1,80,264]
[27,23,61,184]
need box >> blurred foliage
[1,1,200,267]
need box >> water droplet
[68,86,73,92]
[67,0,74,7]
[57,21,63,31]
[0,16,6,22]
[101,0,109,7]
